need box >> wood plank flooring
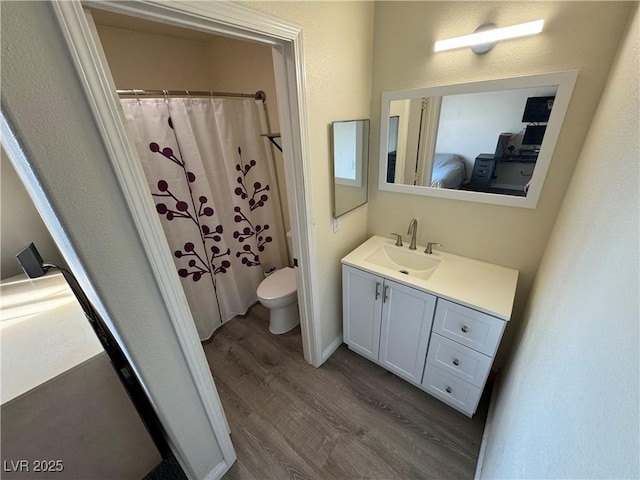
[203,304,490,480]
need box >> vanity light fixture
[434,20,544,54]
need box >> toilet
[256,231,299,334]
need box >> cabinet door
[342,266,383,362]
[379,280,436,385]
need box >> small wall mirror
[379,71,578,208]
[332,119,370,217]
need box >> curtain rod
[117,89,266,102]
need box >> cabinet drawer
[421,366,482,417]
[432,299,505,357]
[426,333,492,388]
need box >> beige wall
[93,24,212,91]
[480,5,639,477]
[368,1,634,365]
[1,147,66,279]
[241,1,375,349]
[95,21,290,232]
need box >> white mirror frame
[378,70,578,209]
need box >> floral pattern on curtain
[121,97,287,339]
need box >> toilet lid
[257,267,297,300]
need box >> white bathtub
[0,271,103,404]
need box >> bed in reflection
[430,153,467,189]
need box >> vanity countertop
[341,235,518,320]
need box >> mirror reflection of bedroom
[387,85,558,197]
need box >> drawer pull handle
[453,358,460,366]
[445,386,452,394]
[383,285,389,303]
[375,282,381,300]
[461,325,469,333]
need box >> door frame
[51,0,322,476]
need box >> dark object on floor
[143,451,187,480]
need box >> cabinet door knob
[453,358,460,366]
[461,325,469,333]
[375,282,381,300]
[445,386,452,394]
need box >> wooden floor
[203,304,490,480]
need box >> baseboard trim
[204,460,230,480]
[474,376,500,480]
[321,335,343,364]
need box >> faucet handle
[425,242,442,254]
[390,233,403,247]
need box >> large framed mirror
[379,70,578,208]
[332,119,370,217]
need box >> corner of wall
[478,4,639,477]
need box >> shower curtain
[121,97,288,339]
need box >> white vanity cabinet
[342,265,436,385]
[341,235,518,417]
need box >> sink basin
[365,244,440,280]
[342,235,519,320]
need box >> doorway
[52,1,320,477]
[90,10,293,341]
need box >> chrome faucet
[407,219,418,250]
[390,233,403,247]
[425,242,442,254]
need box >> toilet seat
[256,267,296,300]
